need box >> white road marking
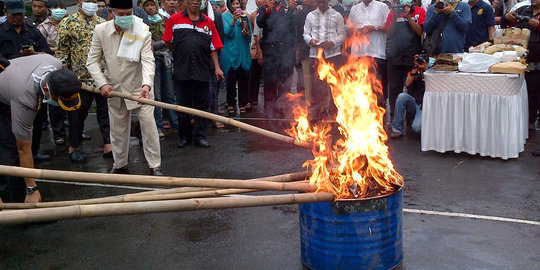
[403,208,540,226]
[36,179,540,226]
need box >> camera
[436,0,445,9]
[415,53,429,65]
[515,15,532,23]
[21,44,30,50]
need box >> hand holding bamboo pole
[81,85,311,149]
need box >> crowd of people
[0,0,538,203]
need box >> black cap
[4,0,26,14]
[109,0,133,9]
[48,0,64,8]
[0,54,10,73]
[47,69,82,111]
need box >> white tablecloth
[421,71,528,159]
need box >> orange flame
[287,49,403,199]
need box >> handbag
[423,16,450,56]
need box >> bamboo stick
[0,192,335,225]
[0,165,315,192]
[1,171,310,209]
[81,85,311,149]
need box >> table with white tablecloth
[421,71,528,159]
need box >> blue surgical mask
[51,8,67,20]
[342,0,354,5]
[399,0,412,5]
[81,2,98,16]
[445,0,456,3]
[200,0,207,10]
[39,75,60,107]
[148,13,162,23]
[115,14,134,29]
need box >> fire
[286,51,403,199]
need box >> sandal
[239,107,246,114]
[214,121,225,129]
[227,106,235,115]
[54,138,65,145]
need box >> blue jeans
[391,93,422,134]
[209,71,219,114]
[154,58,178,130]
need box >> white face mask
[81,1,99,16]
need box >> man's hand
[25,190,42,203]
[362,25,376,32]
[504,11,517,22]
[440,2,454,15]
[309,39,320,46]
[139,85,151,99]
[529,18,539,29]
[20,47,36,56]
[266,0,276,11]
[215,68,225,81]
[320,41,334,49]
[100,84,115,98]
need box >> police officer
[0,54,82,203]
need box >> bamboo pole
[81,85,311,149]
[1,171,310,209]
[0,192,335,225]
[0,165,315,192]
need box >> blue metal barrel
[299,188,403,270]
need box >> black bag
[423,16,450,56]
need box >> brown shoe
[149,167,164,176]
[389,131,404,139]
[110,165,130,174]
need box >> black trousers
[226,67,249,108]
[310,55,344,121]
[261,43,295,115]
[68,90,110,148]
[387,64,414,117]
[374,57,388,108]
[525,70,540,122]
[49,104,66,140]
[0,103,26,202]
[31,104,47,156]
[247,59,262,105]
[175,80,209,141]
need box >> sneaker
[158,130,165,138]
[389,131,404,139]
[69,150,85,162]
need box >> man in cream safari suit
[86,0,163,175]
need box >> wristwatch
[26,185,38,195]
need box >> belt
[528,62,540,71]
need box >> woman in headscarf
[221,0,252,115]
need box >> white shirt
[158,8,171,19]
[348,0,390,59]
[303,7,346,59]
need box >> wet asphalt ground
[1,88,539,269]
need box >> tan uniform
[86,20,160,169]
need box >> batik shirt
[37,18,58,48]
[56,11,105,84]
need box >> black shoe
[177,139,191,148]
[110,165,130,174]
[533,149,540,157]
[102,151,113,158]
[34,153,51,161]
[149,167,164,176]
[194,138,210,148]
[68,150,85,162]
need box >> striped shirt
[303,7,346,59]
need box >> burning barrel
[299,188,403,270]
